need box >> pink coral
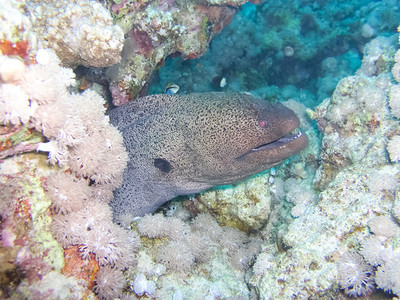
[157,240,195,273]
[89,125,128,188]
[51,198,138,270]
[51,214,83,248]
[375,254,400,296]
[191,213,224,243]
[337,252,375,297]
[218,226,248,253]
[137,213,170,238]
[79,222,136,269]
[51,201,112,248]
[183,232,210,263]
[90,184,114,203]
[137,214,190,240]
[360,235,385,266]
[93,265,125,300]
[109,83,130,106]
[46,172,91,214]
[68,131,107,178]
[0,84,31,125]
[368,216,399,238]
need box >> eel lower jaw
[235,129,304,161]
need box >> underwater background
[1,0,400,299]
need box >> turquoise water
[149,1,399,107]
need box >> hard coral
[27,0,124,68]
[104,0,246,103]
[62,245,100,292]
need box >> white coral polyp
[375,254,400,296]
[37,140,69,166]
[0,83,32,125]
[368,216,399,238]
[389,84,400,118]
[21,64,60,105]
[0,56,26,83]
[387,135,400,162]
[337,252,375,297]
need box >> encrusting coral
[103,0,253,104]
[26,0,124,68]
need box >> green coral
[192,172,272,232]
[20,156,65,271]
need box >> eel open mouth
[235,129,304,161]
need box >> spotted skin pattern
[109,92,308,219]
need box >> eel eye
[258,120,268,128]
[154,158,172,173]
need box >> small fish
[164,83,179,95]
[220,77,227,88]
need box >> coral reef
[0,3,135,297]
[2,0,400,299]
[187,172,274,233]
[248,34,400,298]
[104,0,250,104]
[127,212,260,299]
[27,0,124,68]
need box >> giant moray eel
[109,92,308,219]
